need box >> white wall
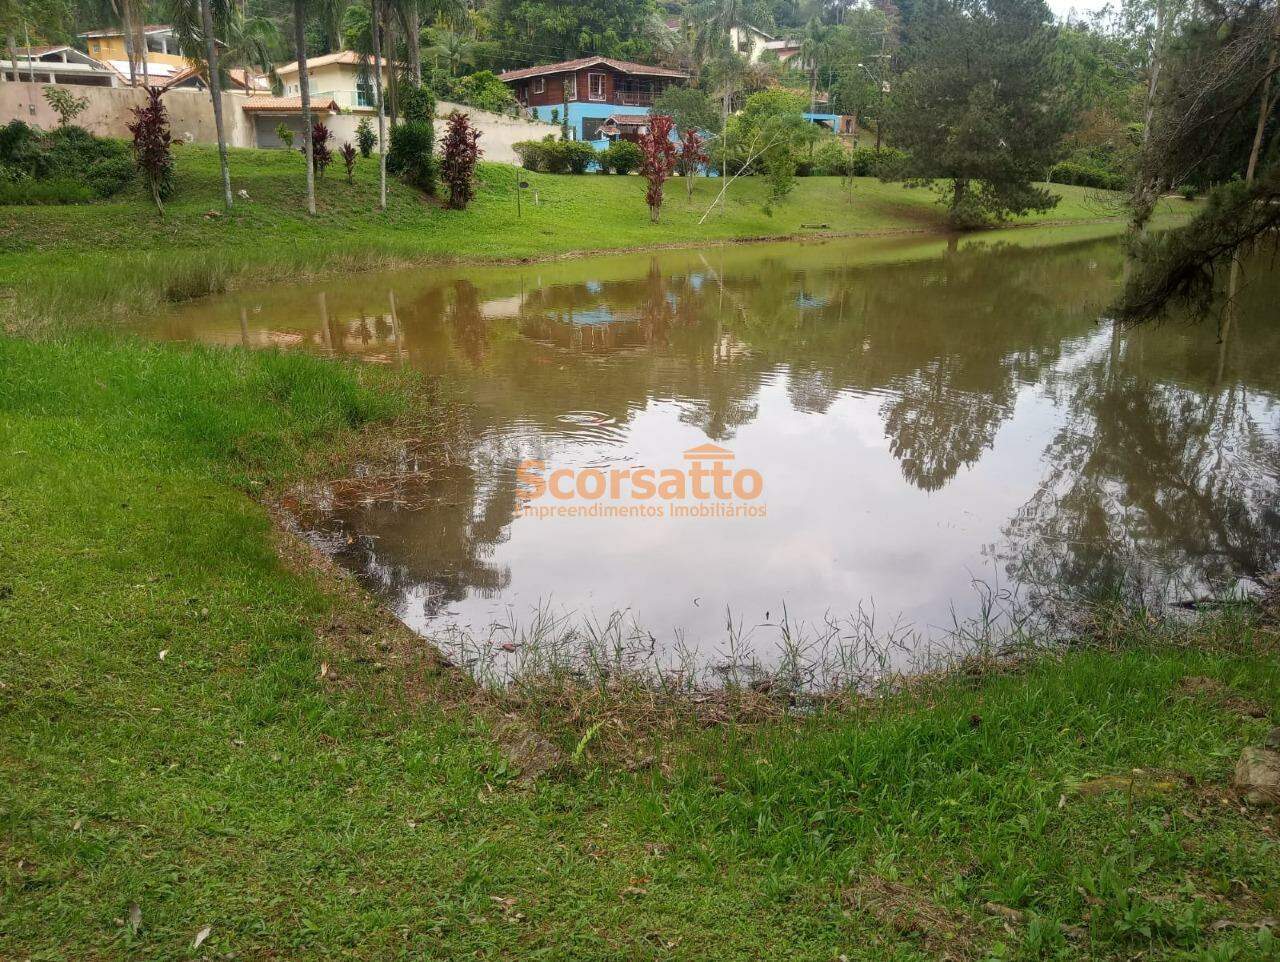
[0,81,556,164]
[0,82,255,147]
[434,100,555,164]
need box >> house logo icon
[683,443,735,462]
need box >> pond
[146,226,1280,681]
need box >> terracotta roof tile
[498,57,687,83]
[241,96,340,113]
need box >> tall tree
[200,0,232,209]
[1114,0,1279,324]
[222,10,279,93]
[168,0,232,209]
[294,0,315,215]
[886,0,1072,228]
[370,0,385,209]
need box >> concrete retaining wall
[0,82,555,164]
[1,82,255,146]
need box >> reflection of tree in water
[447,281,489,365]
[327,459,518,618]
[718,240,1119,489]
[883,359,1010,491]
[999,318,1280,607]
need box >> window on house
[564,74,577,100]
[356,75,374,107]
[532,77,545,94]
[587,72,605,100]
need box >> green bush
[0,176,94,204]
[0,120,52,177]
[562,140,596,174]
[85,153,136,197]
[1048,161,1126,192]
[599,139,642,175]
[0,121,133,201]
[811,139,851,176]
[514,136,590,174]
[445,71,516,114]
[387,84,436,193]
[847,145,909,178]
[513,137,552,172]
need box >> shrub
[0,120,52,177]
[513,137,551,172]
[440,111,482,209]
[127,86,173,211]
[0,119,132,202]
[0,176,94,204]
[638,114,677,222]
[1047,161,1126,192]
[310,121,333,178]
[1180,184,1198,201]
[387,83,436,193]
[85,154,135,197]
[339,141,357,184]
[847,145,909,178]
[562,140,596,174]
[355,117,376,157]
[445,71,516,114]
[42,86,89,127]
[276,122,294,149]
[811,139,852,177]
[600,139,642,175]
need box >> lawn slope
[0,143,1180,331]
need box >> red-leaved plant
[127,86,173,213]
[638,114,677,223]
[678,128,708,202]
[308,122,333,178]
[339,141,357,184]
[440,111,482,210]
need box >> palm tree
[798,19,830,114]
[388,0,421,83]
[168,0,233,209]
[222,10,278,94]
[371,0,386,209]
[423,26,494,77]
[293,0,316,215]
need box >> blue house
[499,56,690,147]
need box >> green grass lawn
[0,143,1186,332]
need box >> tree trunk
[386,15,399,125]
[121,5,138,85]
[200,0,233,210]
[1243,13,1277,184]
[134,12,149,85]
[4,33,19,84]
[372,0,387,210]
[406,2,421,85]
[294,0,316,216]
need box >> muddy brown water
[145,227,1280,676]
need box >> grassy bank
[0,143,1187,331]
[2,332,1279,959]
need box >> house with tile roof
[498,57,688,144]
